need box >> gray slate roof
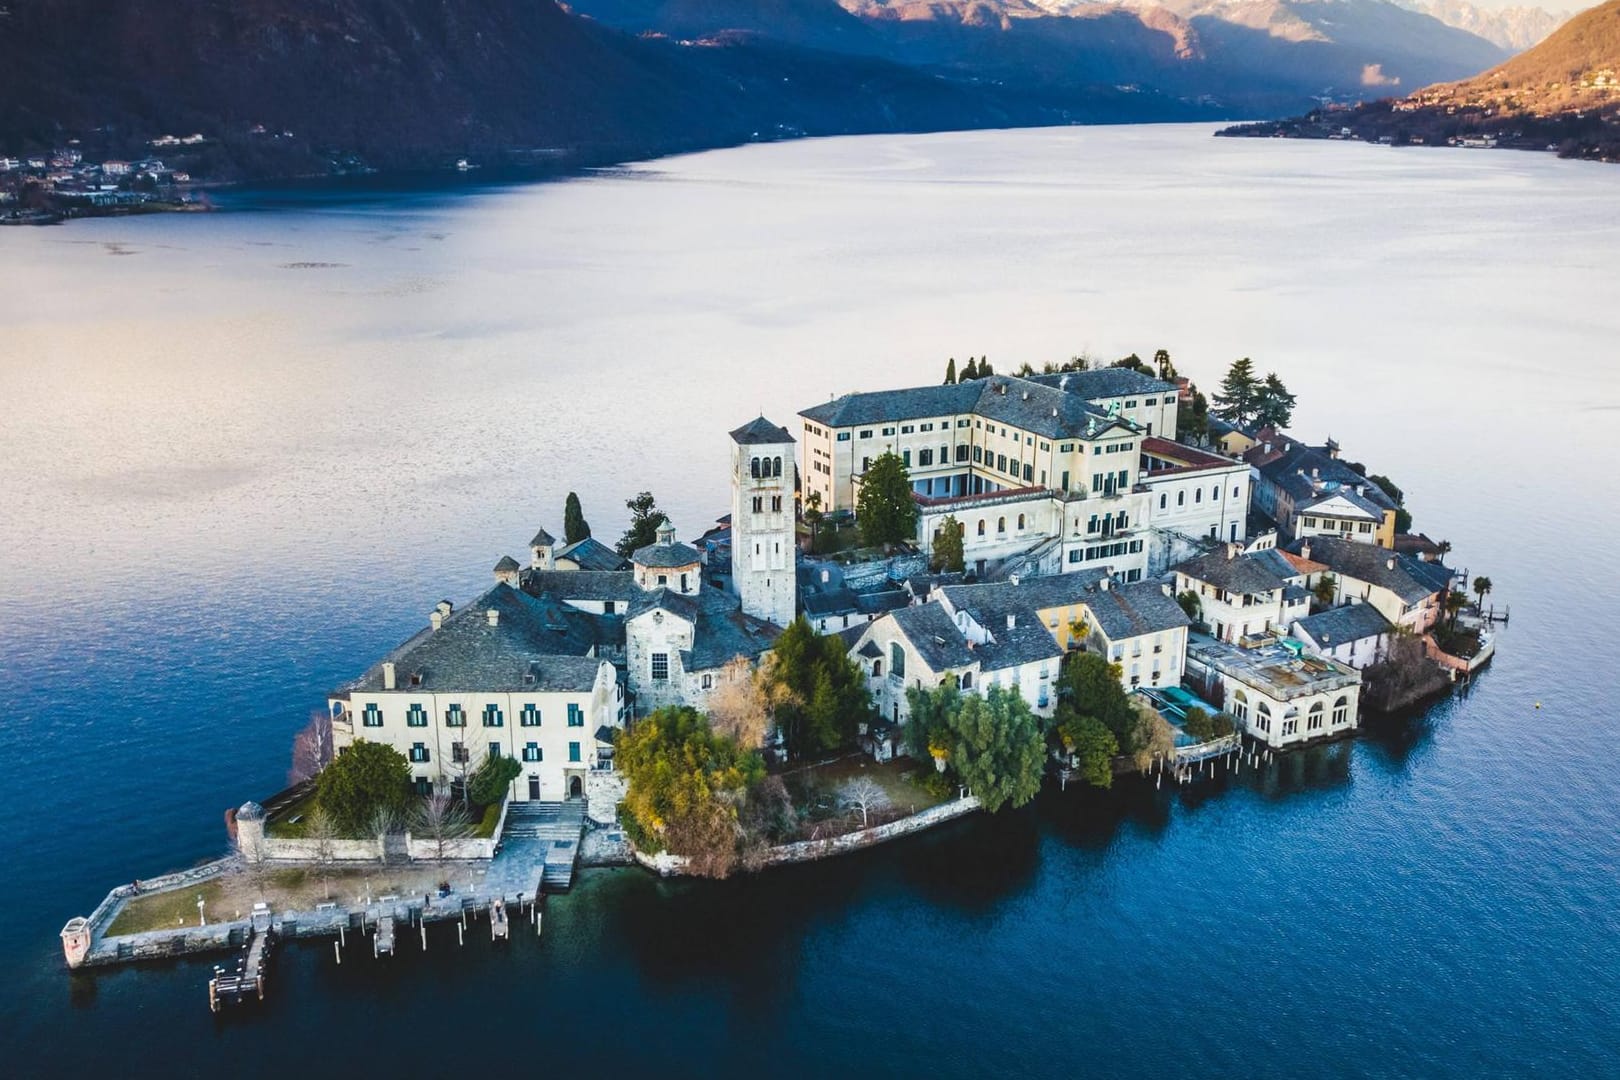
[1287,537,1451,606]
[803,588,860,617]
[1025,367,1178,399]
[889,604,977,671]
[530,528,555,548]
[1080,581,1192,642]
[494,555,521,573]
[627,587,782,671]
[343,583,607,693]
[1173,549,1290,596]
[730,416,796,445]
[631,540,702,569]
[800,382,982,428]
[1293,603,1393,646]
[938,574,1101,622]
[522,569,637,604]
[553,537,629,572]
[799,376,1135,442]
[1254,443,1398,512]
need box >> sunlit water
[2,125,1618,1077]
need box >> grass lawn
[105,880,227,936]
[264,790,319,838]
[781,755,949,833]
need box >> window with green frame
[406,704,428,727]
[445,704,466,727]
[482,704,503,727]
[567,703,584,727]
[362,703,383,727]
[521,704,540,727]
[568,741,581,763]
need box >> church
[325,416,799,803]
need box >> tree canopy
[932,514,965,573]
[1252,373,1297,429]
[315,740,412,835]
[564,491,591,544]
[905,685,1045,812]
[1059,712,1117,789]
[467,754,522,807]
[944,357,957,384]
[761,617,872,758]
[1212,357,1259,425]
[857,451,918,549]
[616,707,765,878]
[616,491,668,557]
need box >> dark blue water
[3,127,1619,1076]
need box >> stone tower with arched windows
[729,417,798,628]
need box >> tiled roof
[804,588,860,616]
[1173,549,1290,595]
[554,537,628,572]
[1293,603,1392,646]
[799,382,982,428]
[1288,537,1451,606]
[529,528,555,548]
[522,569,637,603]
[1299,487,1386,520]
[688,591,782,670]
[632,540,702,569]
[342,584,605,693]
[889,604,977,672]
[1251,443,1398,512]
[494,555,521,573]
[1080,581,1191,642]
[1025,367,1178,399]
[799,375,1135,442]
[729,416,796,445]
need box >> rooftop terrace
[1186,632,1359,700]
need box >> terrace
[1186,632,1359,700]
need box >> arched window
[773,456,783,477]
[997,517,1006,534]
[1332,695,1350,726]
[1308,701,1325,731]
[750,457,760,478]
[1016,514,1026,530]
[872,659,882,678]
[977,519,986,537]
[960,671,972,689]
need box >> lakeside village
[0,139,206,225]
[62,352,1503,1006]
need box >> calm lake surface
[3,124,1618,1077]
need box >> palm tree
[1472,576,1493,612]
[1444,589,1467,630]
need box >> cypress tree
[564,491,591,544]
[944,357,957,384]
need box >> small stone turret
[493,555,521,587]
[61,917,91,969]
[235,801,267,864]
[530,528,556,570]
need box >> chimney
[437,600,453,617]
[487,608,500,627]
[382,662,397,691]
[1006,613,1016,630]
[1161,582,1172,597]
[1021,390,1029,401]
[1226,542,1241,561]
[1100,575,1112,591]
[1386,556,1396,571]
[820,569,830,584]
[430,611,443,631]
[1300,541,1312,562]
[1263,442,1272,454]
[1311,466,1319,479]
[1009,573,1021,587]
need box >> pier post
[457,923,464,947]
[421,924,427,951]
[334,940,341,965]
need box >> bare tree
[304,805,340,900]
[842,776,889,829]
[288,711,334,784]
[368,804,403,866]
[414,783,472,870]
[707,656,772,748]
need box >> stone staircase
[503,801,586,893]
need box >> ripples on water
[2,125,1619,1076]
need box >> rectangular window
[452,742,469,764]
[752,496,763,513]
[651,653,669,681]
[1282,718,1299,737]
[837,432,851,442]
[1126,399,1137,408]
[569,742,582,763]
[956,445,969,463]
[523,742,541,762]
[568,703,584,727]
[1023,464,1033,482]
[489,741,503,759]
[446,704,465,727]
[902,450,911,467]
[362,703,383,727]
[406,704,427,728]
[521,704,540,727]
[409,743,430,763]
[973,447,983,463]
[771,495,782,512]
[918,449,933,467]
[900,424,914,434]
[482,704,503,727]
[958,418,970,428]
[859,430,872,439]
[882,427,895,437]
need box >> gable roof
[554,537,629,572]
[1173,549,1290,595]
[522,568,637,604]
[729,416,796,445]
[1300,487,1386,520]
[798,376,1135,442]
[1080,581,1192,642]
[1288,537,1452,605]
[1024,367,1177,400]
[888,604,977,672]
[1292,603,1393,647]
[800,382,982,428]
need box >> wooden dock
[208,926,274,1013]
[374,914,396,957]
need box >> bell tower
[729,417,798,628]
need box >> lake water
[3,124,1618,1077]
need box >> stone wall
[586,770,627,827]
[631,796,981,877]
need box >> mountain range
[1219,0,1620,160]
[1394,0,1570,52]
[0,0,1572,180]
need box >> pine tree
[978,356,994,377]
[1212,357,1261,426]
[616,491,667,558]
[563,491,591,544]
[961,357,980,380]
[944,357,957,384]
[1251,373,1297,430]
[932,514,965,573]
[857,452,919,549]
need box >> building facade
[729,417,798,628]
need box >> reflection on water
[4,125,1620,1076]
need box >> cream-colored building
[1184,633,1362,750]
[1284,537,1453,635]
[1171,545,1313,644]
[328,586,624,803]
[729,417,798,628]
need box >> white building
[1184,633,1362,750]
[729,417,798,628]
[1284,537,1453,635]
[1291,604,1393,670]
[328,586,624,803]
[1171,545,1313,644]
